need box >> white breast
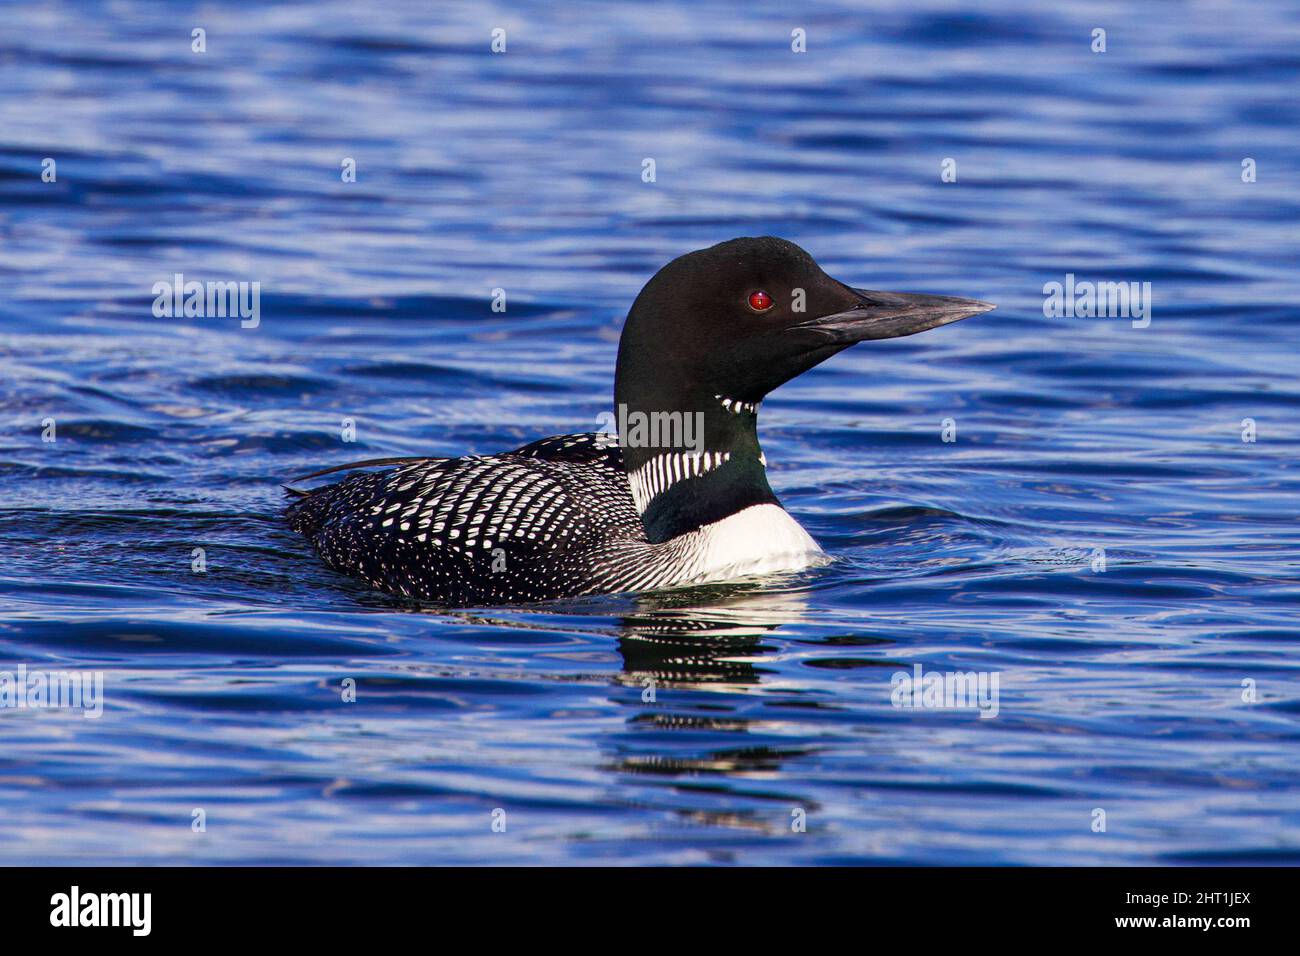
[670,504,826,587]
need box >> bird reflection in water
[614,583,810,688]
[429,582,897,839]
[602,584,840,840]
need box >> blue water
[2,0,1299,865]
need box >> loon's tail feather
[287,456,442,485]
[283,455,446,512]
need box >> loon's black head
[613,236,994,542]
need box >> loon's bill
[286,236,994,606]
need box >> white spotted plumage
[288,433,821,605]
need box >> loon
[286,236,993,605]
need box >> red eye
[748,290,773,312]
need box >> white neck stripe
[628,450,732,514]
[715,393,759,416]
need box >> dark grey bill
[796,287,996,344]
